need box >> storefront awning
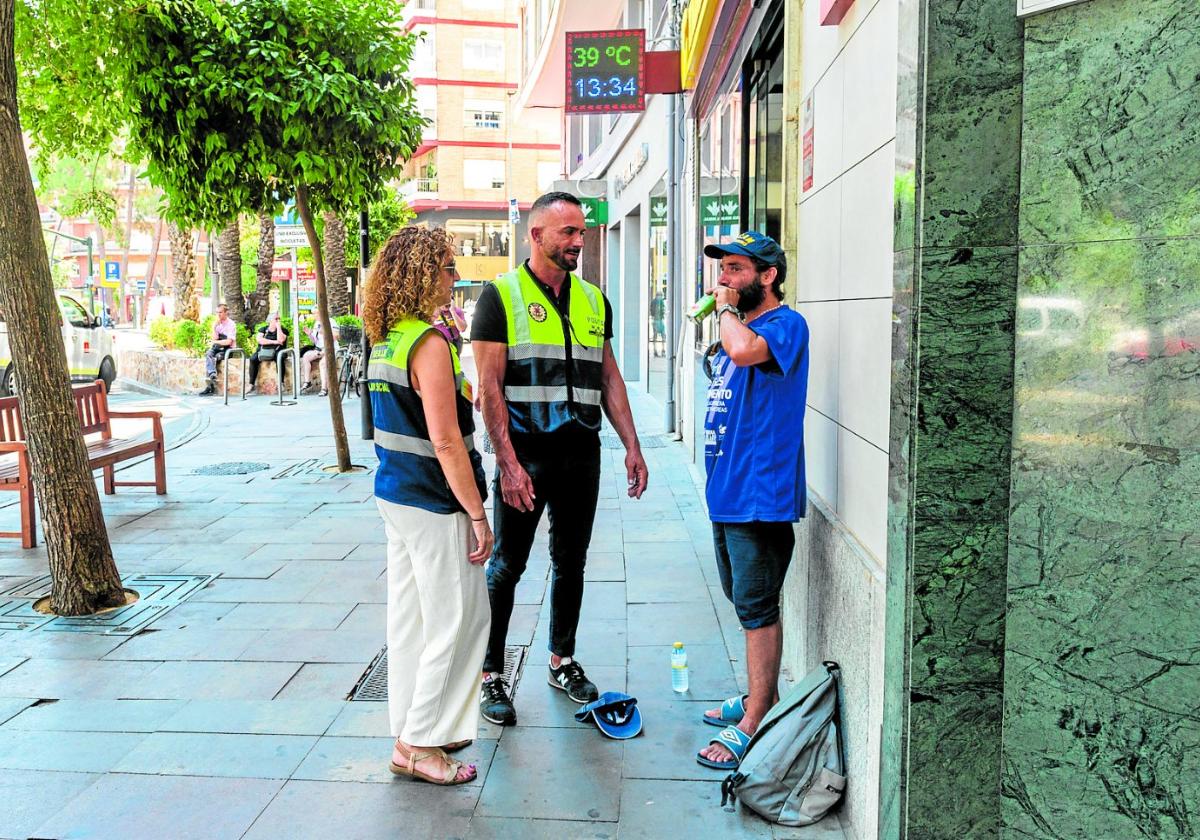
[513,0,625,113]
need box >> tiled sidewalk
[0,373,846,839]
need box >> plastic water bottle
[671,642,689,693]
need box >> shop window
[742,5,784,242]
[463,159,505,190]
[463,38,504,71]
[447,220,509,258]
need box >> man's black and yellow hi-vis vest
[495,265,606,434]
[368,317,486,514]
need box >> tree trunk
[246,213,274,326]
[0,0,124,615]
[322,211,349,317]
[169,223,199,321]
[116,165,135,323]
[144,218,164,292]
[216,218,243,321]
[296,185,352,471]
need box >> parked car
[0,290,117,396]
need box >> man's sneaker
[480,675,516,726]
[548,658,599,704]
[246,383,257,395]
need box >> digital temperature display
[565,29,646,114]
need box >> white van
[0,290,117,396]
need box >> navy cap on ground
[703,230,784,266]
[574,691,643,740]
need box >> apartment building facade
[401,0,562,291]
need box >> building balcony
[400,178,439,202]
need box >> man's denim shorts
[712,521,796,630]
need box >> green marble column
[1003,1,1200,836]
[883,0,1024,836]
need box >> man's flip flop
[696,725,752,770]
[701,694,748,727]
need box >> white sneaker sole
[547,673,596,705]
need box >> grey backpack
[720,661,846,826]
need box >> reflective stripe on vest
[368,318,482,512]
[494,265,605,434]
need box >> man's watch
[716,303,741,321]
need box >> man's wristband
[470,514,487,522]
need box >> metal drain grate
[192,462,271,476]
[272,458,373,480]
[349,645,526,702]
[0,574,216,634]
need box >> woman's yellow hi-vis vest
[493,265,605,433]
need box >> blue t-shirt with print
[704,307,810,523]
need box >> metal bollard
[271,348,297,406]
[222,348,247,406]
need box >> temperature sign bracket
[565,29,646,115]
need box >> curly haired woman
[364,226,493,786]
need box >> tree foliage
[120,0,424,228]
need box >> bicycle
[337,324,364,399]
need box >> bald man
[470,191,648,725]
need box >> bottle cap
[673,642,683,649]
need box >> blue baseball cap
[703,230,785,266]
[574,691,643,740]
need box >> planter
[118,348,297,395]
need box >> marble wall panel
[1019,0,1200,245]
[1003,238,1200,836]
[919,0,1024,250]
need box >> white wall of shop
[786,1,898,838]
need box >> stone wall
[118,348,298,395]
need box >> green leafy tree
[122,0,423,471]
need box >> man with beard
[470,192,648,725]
[694,231,810,771]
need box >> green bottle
[688,294,716,322]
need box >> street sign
[578,196,608,226]
[274,225,308,248]
[508,198,521,225]
[700,194,739,226]
[136,279,147,293]
[650,196,668,227]
[100,261,121,289]
[565,29,646,114]
[274,202,299,226]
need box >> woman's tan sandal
[442,739,473,753]
[389,743,475,786]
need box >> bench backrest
[0,380,110,442]
[0,395,23,443]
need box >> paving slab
[618,778,773,838]
[465,816,616,839]
[218,602,355,630]
[0,769,101,840]
[0,658,161,700]
[0,696,36,725]
[238,629,384,664]
[627,644,738,704]
[1,699,185,733]
[336,602,387,633]
[241,778,476,840]
[103,627,264,661]
[32,773,284,840]
[111,731,317,778]
[476,728,623,821]
[136,660,301,700]
[0,631,131,660]
[627,602,726,648]
[273,662,364,701]
[0,729,148,773]
[158,699,346,735]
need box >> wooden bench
[0,380,166,548]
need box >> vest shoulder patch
[528,302,548,323]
